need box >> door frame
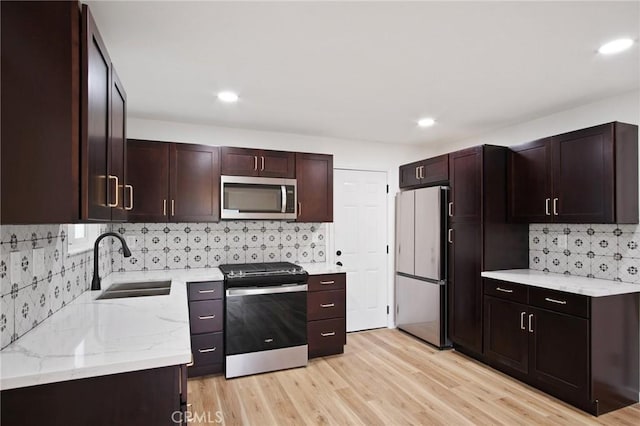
[328,167,393,329]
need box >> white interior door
[334,169,388,332]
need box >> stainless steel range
[220,262,308,378]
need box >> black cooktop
[219,262,308,287]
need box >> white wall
[128,117,424,327]
[419,89,639,157]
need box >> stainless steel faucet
[91,232,132,291]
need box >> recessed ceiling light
[217,91,239,103]
[417,117,436,128]
[598,38,634,55]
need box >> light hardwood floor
[187,329,640,425]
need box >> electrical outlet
[10,252,21,284]
[125,236,137,249]
[33,248,44,278]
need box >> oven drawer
[189,300,223,334]
[188,281,223,301]
[308,290,346,321]
[308,318,346,358]
[307,273,346,292]
[191,332,224,366]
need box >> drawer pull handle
[496,287,513,293]
[320,303,335,308]
[198,289,215,294]
[528,314,534,333]
[198,347,216,353]
[320,280,335,285]
[544,297,567,305]
[186,355,194,367]
[198,315,216,320]
[520,312,526,330]
[264,338,274,343]
[321,332,336,337]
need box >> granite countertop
[481,269,640,297]
[0,268,224,391]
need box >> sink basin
[107,280,172,291]
[97,280,171,300]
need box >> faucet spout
[91,232,132,291]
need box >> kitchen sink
[97,280,171,300]
[107,280,172,291]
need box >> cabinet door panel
[530,307,589,404]
[484,297,528,375]
[508,139,552,223]
[220,147,260,177]
[552,127,614,223]
[448,222,482,353]
[449,147,481,223]
[126,140,169,222]
[421,154,449,185]
[399,162,421,188]
[296,153,333,222]
[82,4,112,221]
[170,144,220,222]
[260,150,295,178]
[109,68,127,221]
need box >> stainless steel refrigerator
[395,186,450,348]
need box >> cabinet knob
[336,261,343,267]
[336,250,342,256]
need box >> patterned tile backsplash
[110,221,327,272]
[0,224,112,349]
[529,223,640,284]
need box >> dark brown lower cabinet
[448,222,483,355]
[483,278,639,416]
[187,281,224,377]
[1,365,186,426]
[307,273,347,358]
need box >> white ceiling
[88,1,639,146]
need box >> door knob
[336,261,343,267]
[336,250,342,256]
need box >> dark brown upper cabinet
[508,122,638,224]
[1,1,81,224]
[81,4,128,222]
[220,147,295,178]
[449,148,481,224]
[399,154,449,189]
[1,2,128,224]
[295,153,333,222]
[127,140,220,223]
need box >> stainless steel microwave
[220,175,297,220]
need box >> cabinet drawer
[191,332,224,366]
[308,290,345,321]
[483,279,528,303]
[308,318,346,358]
[188,281,223,301]
[529,287,589,318]
[189,300,223,334]
[307,273,346,292]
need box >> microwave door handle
[281,185,287,213]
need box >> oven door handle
[226,284,308,297]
